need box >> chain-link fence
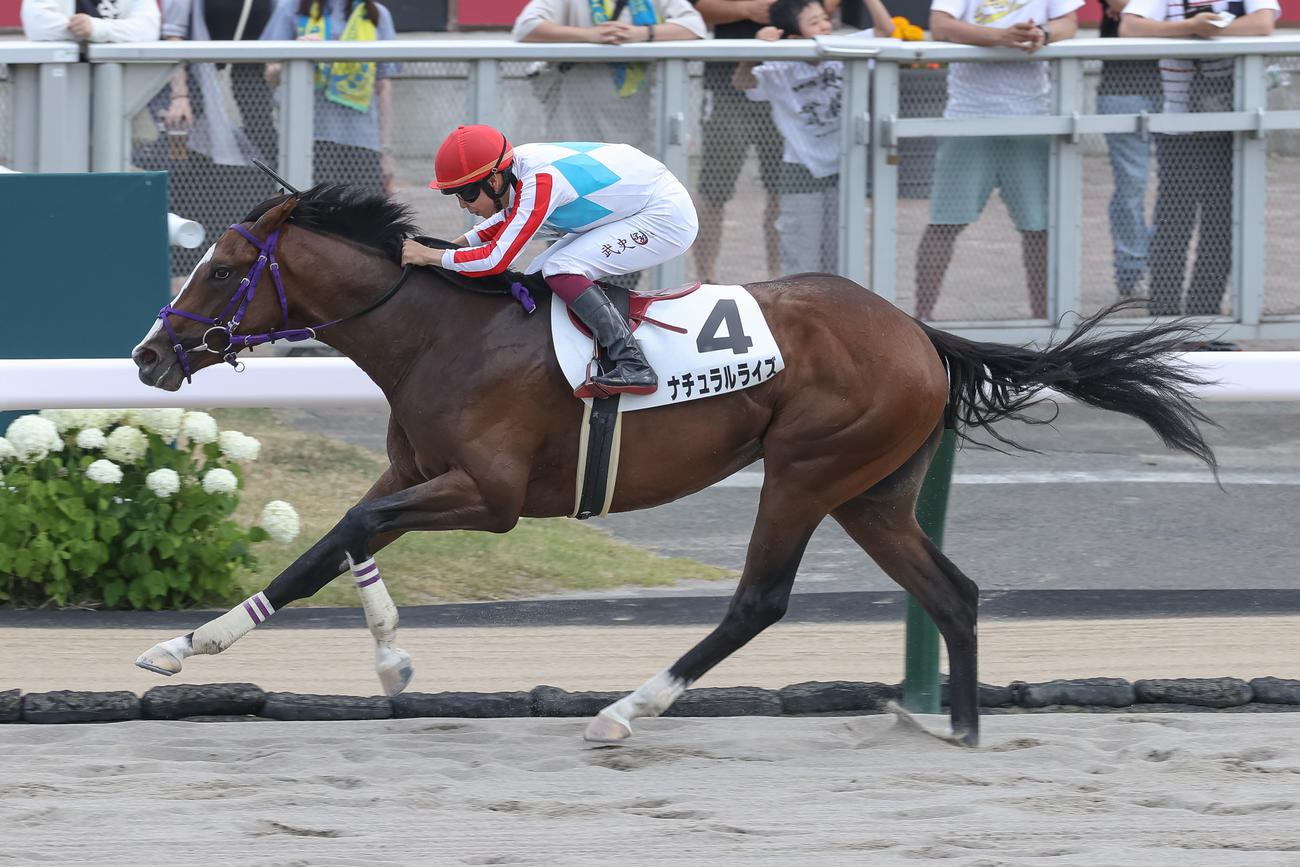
[9,37,1300,343]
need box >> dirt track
[5,616,1295,696]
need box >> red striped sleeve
[449,173,554,277]
[476,221,507,243]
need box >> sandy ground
[3,619,1298,865]
[3,616,1297,696]
[1,711,1299,865]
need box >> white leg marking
[585,670,688,743]
[134,634,193,675]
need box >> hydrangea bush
[0,409,299,610]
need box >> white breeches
[528,175,699,280]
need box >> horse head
[133,195,300,391]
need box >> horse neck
[282,230,470,393]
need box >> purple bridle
[157,222,409,383]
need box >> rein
[157,222,411,383]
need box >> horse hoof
[135,643,183,676]
[376,645,413,697]
[584,711,632,744]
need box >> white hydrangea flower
[75,428,108,450]
[103,425,148,464]
[42,408,121,432]
[81,409,120,430]
[5,415,63,462]
[136,408,184,441]
[145,468,181,498]
[180,411,219,444]
[218,430,261,462]
[0,438,15,462]
[86,459,124,485]
[260,500,301,543]
[201,467,239,495]
[93,410,124,431]
[38,409,76,433]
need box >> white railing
[4,35,1300,342]
[1,353,1297,412]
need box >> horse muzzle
[132,343,185,391]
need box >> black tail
[918,302,1219,475]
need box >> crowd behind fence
[3,35,1300,344]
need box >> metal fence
[4,35,1300,343]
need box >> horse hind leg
[585,489,822,743]
[831,472,981,746]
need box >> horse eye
[212,267,233,281]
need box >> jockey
[401,124,699,397]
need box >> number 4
[695,299,754,355]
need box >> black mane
[244,183,548,298]
[244,184,417,261]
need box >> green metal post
[902,429,957,714]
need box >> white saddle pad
[551,283,786,411]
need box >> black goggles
[445,181,482,203]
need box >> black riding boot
[568,285,658,396]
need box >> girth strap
[572,286,629,519]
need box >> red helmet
[432,125,514,190]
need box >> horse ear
[251,195,299,235]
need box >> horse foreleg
[135,468,415,693]
[347,552,413,696]
[134,590,278,676]
[585,492,820,743]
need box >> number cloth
[550,283,786,411]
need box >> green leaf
[103,579,126,608]
[97,517,121,543]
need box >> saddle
[567,281,702,338]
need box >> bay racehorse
[131,185,1217,746]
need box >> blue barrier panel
[0,171,170,416]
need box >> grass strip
[214,409,735,607]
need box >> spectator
[513,1,705,292]
[914,0,1080,321]
[1096,0,1162,299]
[512,0,707,155]
[1120,0,1278,316]
[261,0,401,192]
[159,0,264,172]
[136,0,263,277]
[733,0,891,275]
[21,0,159,42]
[205,0,279,168]
[690,0,840,283]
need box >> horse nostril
[136,347,159,366]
